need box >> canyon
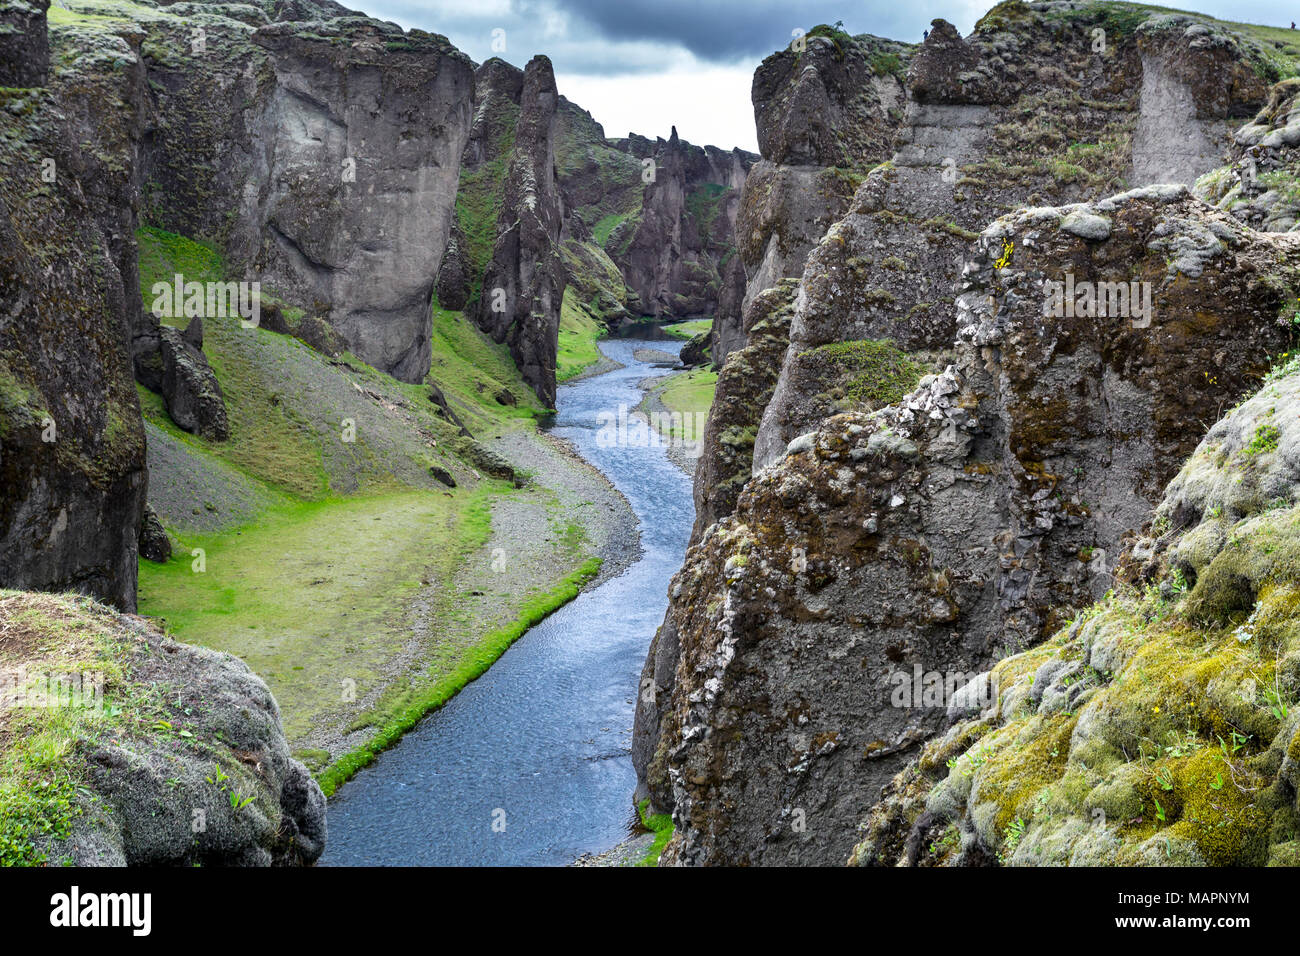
[6,0,1300,869]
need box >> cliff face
[719,28,914,366]
[138,8,475,383]
[657,189,1299,866]
[609,130,754,322]
[855,351,1300,867]
[552,104,757,335]
[753,8,1272,469]
[639,1,1297,865]
[473,55,567,408]
[0,5,147,611]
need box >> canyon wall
[638,1,1296,865]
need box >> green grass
[634,799,674,866]
[592,212,627,249]
[428,305,544,425]
[317,555,602,796]
[0,593,133,865]
[801,339,926,407]
[132,227,603,794]
[662,318,712,340]
[557,287,605,382]
[137,489,494,744]
[660,367,717,420]
[648,367,717,446]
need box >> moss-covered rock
[856,356,1300,865]
[0,590,325,866]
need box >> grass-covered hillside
[133,228,610,792]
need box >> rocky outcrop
[139,10,474,384]
[1197,78,1300,231]
[0,7,147,611]
[138,503,172,563]
[753,7,1275,470]
[648,188,1300,865]
[755,26,911,168]
[855,354,1300,867]
[611,129,753,321]
[719,28,914,368]
[679,331,711,368]
[0,591,326,866]
[553,98,756,338]
[474,56,567,408]
[159,319,230,441]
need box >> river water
[321,339,694,865]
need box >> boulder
[0,591,326,866]
[159,322,230,441]
[138,504,172,563]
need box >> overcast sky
[355,1,1297,153]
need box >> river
[320,338,694,865]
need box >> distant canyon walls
[0,0,762,606]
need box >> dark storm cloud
[362,0,1297,76]
[551,0,912,61]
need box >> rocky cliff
[854,350,1300,867]
[553,100,758,340]
[0,4,147,611]
[470,55,567,408]
[638,1,1300,865]
[720,26,914,365]
[136,4,474,384]
[0,591,325,866]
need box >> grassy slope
[662,318,713,340]
[656,367,718,443]
[557,287,605,382]
[133,229,604,789]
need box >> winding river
[321,339,694,865]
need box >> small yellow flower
[1153,706,1161,714]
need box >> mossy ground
[0,592,129,865]
[662,318,712,340]
[800,339,926,408]
[557,287,605,382]
[646,367,717,447]
[633,799,674,867]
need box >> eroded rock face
[854,355,1300,868]
[752,6,1275,470]
[246,21,473,381]
[0,21,147,611]
[159,320,230,441]
[474,55,566,408]
[650,190,1299,866]
[1198,78,1300,232]
[141,12,474,384]
[754,29,911,168]
[612,129,754,321]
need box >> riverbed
[320,339,694,865]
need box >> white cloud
[557,60,760,153]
